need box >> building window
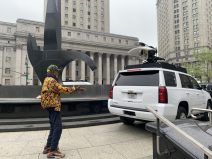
[80,17,83,21]
[103,37,106,41]
[65,21,68,25]
[65,7,68,11]
[73,23,76,27]
[65,0,69,3]
[88,25,90,29]
[6,47,12,52]
[119,39,122,44]
[5,79,10,85]
[194,43,199,47]
[73,1,76,5]
[7,27,11,33]
[86,34,90,39]
[111,38,114,42]
[5,68,11,74]
[125,40,128,45]
[77,33,81,36]
[36,27,40,33]
[73,8,76,12]
[68,32,71,36]
[65,14,68,18]
[88,11,90,15]
[6,57,11,63]
[72,15,76,19]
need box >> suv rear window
[115,70,159,86]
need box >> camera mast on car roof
[127,42,187,73]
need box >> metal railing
[147,106,212,159]
[191,108,212,126]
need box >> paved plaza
[0,123,153,159]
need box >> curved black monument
[27,0,97,83]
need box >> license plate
[128,93,137,99]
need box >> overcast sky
[0,0,157,46]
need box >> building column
[128,56,134,65]
[62,67,67,81]
[98,53,102,85]
[114,55,118,78]
[68,63,72,80]
[71,61,76,81]
[89,52,94,84]
[135,57,140,64]
[15,45,22,85]
[106,54,110,84]
[81,61,85,81]
[0,46,3,85]
[121,56,125,70]
[28,59,34,85]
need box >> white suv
[108,62,212,124]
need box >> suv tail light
[109,86,114,99]
[159,86,168,103]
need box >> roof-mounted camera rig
[126,42,187,73]
[129,42,165,63]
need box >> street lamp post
[25,56,29,85]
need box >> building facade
[0,19,139,85]
[157,0,212,64]
[44,0,110,32]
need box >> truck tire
[176,107,187,119]
[201,101,212,121]
[120,116,135,125]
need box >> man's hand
[36,95,41,99]
[75,86,86,92]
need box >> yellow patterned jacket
[41,77,76,111]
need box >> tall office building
[44,0,110,32]
[157,0,212,64]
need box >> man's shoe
[43,146,59,154]
[47,150,65,158]
[43,146,51,154]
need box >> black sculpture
[27,0,97,83]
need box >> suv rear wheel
[120,116,135,125]
[201,101,212,121]
[176,107,187,119]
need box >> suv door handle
[186,92,190,95]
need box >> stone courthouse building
[0,0,139,85]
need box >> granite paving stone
[0,123,153,159]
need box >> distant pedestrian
[41,64,83,158]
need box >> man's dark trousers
[46,108,62,151]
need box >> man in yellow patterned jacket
[41,64,82,158]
